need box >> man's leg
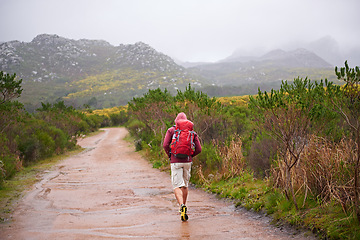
[175,187,188,221]
[174,186,188,206]
[174,187,184,205]
[171,163,191,221]
[181,187,188,205]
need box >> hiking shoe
[180,204,188,221]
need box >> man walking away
[163,112,202,221]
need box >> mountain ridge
[219,35,359,67]
[0,34,202,109]
[219,48,332,68]
[185,47,335,86]
[0,34,339,110]
[0,34,189,83]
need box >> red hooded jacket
[163,112,202,163]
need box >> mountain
[221,48,332,68]
[260,48,332,68]
[0,34,188,82]
[305,36,343,66]
[0,34,204,110]
[223,36,360,67]
[0,34,344,110]
[305,36,359,67]
[187,48,336,86]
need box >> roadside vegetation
[0,71,129,222]
[126,61,360,239]
[0,71,127,186]
[1,61,360,239]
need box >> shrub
[16,119,70,165]
[214,135,245,179]
[88,114,107,128]
[17,134,40,164]
[35,130,55,159]
[110,110,128,126]
[301,136,356,212]
[0,134,21,182]
[127,119,146,139]
[0,76,102,185]
[0,160,5,184]
[77,120,90,134]
[47,126,68,154]
[192,143,221,185]
[134,139,143,151]
[247,135,278,178]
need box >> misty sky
[1,0,359,62]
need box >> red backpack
[170,120,196,159]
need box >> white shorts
[171,162,192,189]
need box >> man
[163,112,202,221]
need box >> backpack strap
[189,130,196,151]
[169,126,180,154]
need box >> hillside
[0,34,204,110]
[187,48,337,87]
[0,34,341,110]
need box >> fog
[0,0,359,63]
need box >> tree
[128,88,175,140]
[0,72,24,183]
[174,84,224,143]
[0,71,23,104]
[249,77,334,209]
[327,61,360,223]
[0,72,24,134]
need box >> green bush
[110,110,128,126]
[247,134,278,178]
[196,143,221,173]
[0,160,5,184]
[127,119,146,139]
[15,104,97,165]
[0,134,19,181]
[134,139,143,151]
[88,114,107,128]
[0,77,105,186]
[190,143,221,184]
[34,130,55,159]
[100,117,112,127]
[77,120,90,134]
[17,133,40,164]
[47,126,69,154]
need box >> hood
[175,112,187,124]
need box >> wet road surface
[1,128,316,239]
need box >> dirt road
[1,128,315,239]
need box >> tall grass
[301,136,356,213]
[271,135,357,213]
[194,136,246,185]
[215,135,245,179]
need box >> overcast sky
[1,0,359,62]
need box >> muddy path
[1,128,316,239]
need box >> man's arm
[192,134,202,157]
[163,128,173,157]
